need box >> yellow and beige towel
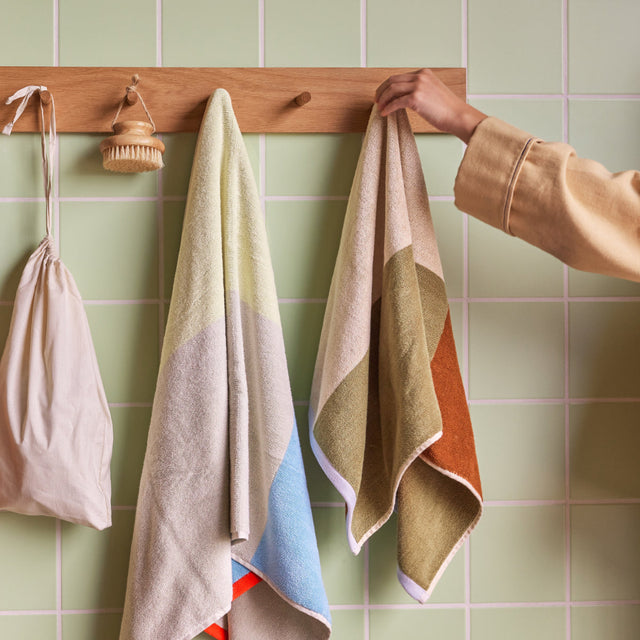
[120,89,330,640]
[309,105,483,601]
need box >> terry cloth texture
[119,89,330,640]
[309,105,483,603]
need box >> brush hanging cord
[100,75,165,173]
[3,85,56,237]
[110,75,156,132]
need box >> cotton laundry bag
[0,86,112,530]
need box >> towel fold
[120,89,330,640]
[309,105,483,602]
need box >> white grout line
[56,518,62,640]
[469,93,640,101]
[264,195,349,202]
[360,0,367,68]
[363,541,370,640]
[53,0,60,67]
[156,0,162,67]
[469,397,640,405]
[562,2,571,634]
[259,0,265,67]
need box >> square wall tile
[328,610,365,640]
[471,506,565,603]
[571,403,640,500]
[279,302,325,401]
[569,302,640,399]
[0,202,43,301]
[266,134,361,197]
[468,0,563,94]
[469,302,565,400]
[0,305,12,350]
[85,303,160,404]
[265,0,360,67]
[59,135,158,198]
[266,200,345,299]
[0,513,56,610]
[59,0,156,66]
[0,616,57,637]
[569,100,640,173]
[568,0,640,94]
[569,268,640,298]
[60,201,159,300]
[369,609,465,640]
[62,613,123,640]
[415,135,463,197]
[161,133,197,197]
[163,0,259,66]
[0,134,46,197]
[430,202,464,299]
[312,507,364,604]
[0,1,53,65]
[163,200,185,299]
[471,403,565,501]
[367,0,461,67]
[571,605,640,640]
[469,99,564,143]
[110,407,151,507]
[295,406,342,503]
[468,217,564,298]
[571,505,640,601]
[471,607,566,640]
[62,510,135,610]
[368,513,465,605]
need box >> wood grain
[0,67,466,134]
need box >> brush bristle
[102,145,164,173]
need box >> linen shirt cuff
[453,117,539,234]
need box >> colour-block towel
[309,105,483,603]
[119,89,331,640]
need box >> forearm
[454,117,640,282]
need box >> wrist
[450,105,487,144]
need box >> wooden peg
[294,91,311,107]
[39,90,51,105]
[125,74,140,105]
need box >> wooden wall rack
[0,67,465,134]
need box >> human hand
[375,69,486,144]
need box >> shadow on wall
[568,303,640,607]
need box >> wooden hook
[39,90,51,105]
[294,91,311,107]
[125,74,140,105]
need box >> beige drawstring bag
[0,86,113,530]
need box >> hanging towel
[119,89,330,640]
[309,105,483,602]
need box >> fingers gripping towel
[309,106,483,602]
[119,89,330,640]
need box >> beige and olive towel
[309,105,483,602]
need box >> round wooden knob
[39,90,52,105]
[294,91,311,106]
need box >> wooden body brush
[101,76,165,173]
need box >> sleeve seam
[503,137,539,235]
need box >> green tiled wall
[0,1,639,639]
